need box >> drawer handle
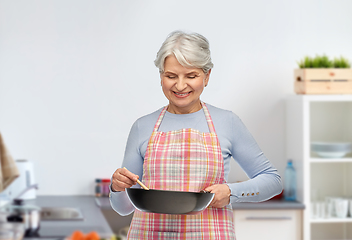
[245,216,292,220]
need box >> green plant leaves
[297,55,351,68]
[333,56,351,68]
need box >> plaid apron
[127,102,235,239]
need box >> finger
[122,168,139,182]
[114,168,139,184]
[211,198,226,208]
[116,172,136,186]
[112,168,140,190]
[204,185,216,193]
[115,179,134,189]
[210,199,218,208]
[111,183,124,192]
[112,179,134,191]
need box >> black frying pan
[126,188,214,215]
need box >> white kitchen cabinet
[234,209,302,240]
[286,95,352,240]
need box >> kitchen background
[1,0,352,197]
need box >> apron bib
[127,102,235,239]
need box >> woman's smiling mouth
[173,91,191,98]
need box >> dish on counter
[311,142,352,158]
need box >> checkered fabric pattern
[127,103,236,239]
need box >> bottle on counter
[284,159,296,201]
[101,179,111,197]
[95,179,102,197]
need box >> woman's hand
[204,184,231,208]
[111,168,139,192]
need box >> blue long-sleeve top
[110,103,283,216]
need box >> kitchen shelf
[310,218,352,224]
[286,95,352,240]
[286,94,352,102]
[310,158,352,163]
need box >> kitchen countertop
[95,197,112,210]
[232,199,305,210]
[96,197,305,210]
[23,195,113,239]
[21,196,303,239]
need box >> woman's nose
[175,78,187,91]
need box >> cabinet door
[234,209,302,240]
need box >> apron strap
[153,102,216,134]
[152,106,168,132]
[200,102,216,134]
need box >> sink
[40,207,84,221]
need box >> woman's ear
[204,69,211,87]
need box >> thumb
[204,185,215,193]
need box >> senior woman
[110,31,282,239]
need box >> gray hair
[154,31,214,74]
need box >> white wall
[1,0,352,195]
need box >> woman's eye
[188,76,196,79]
[167,76,176,79]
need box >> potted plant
[294,55,352,94]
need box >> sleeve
[226,113,283,203]
[109,120,144,216]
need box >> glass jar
[101,179,111,197]
[95,179,102,197]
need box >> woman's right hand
[111,168,140,192]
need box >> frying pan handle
[200,190,210,193]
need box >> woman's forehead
[164,55,202,74]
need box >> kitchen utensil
[1,184,41,237]
[3,160,37,200]
[123,168,149,190]
[5,199,41,237]
[126,188,214,215]
[311,142,352,158]
[136,180,149,190]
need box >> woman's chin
[168,100,202,114]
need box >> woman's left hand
[204,184,231,208]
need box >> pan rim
[127,188,214,195]
[125,188,215,215]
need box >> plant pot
[294,69,352,94]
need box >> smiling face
[161,55,211,114]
